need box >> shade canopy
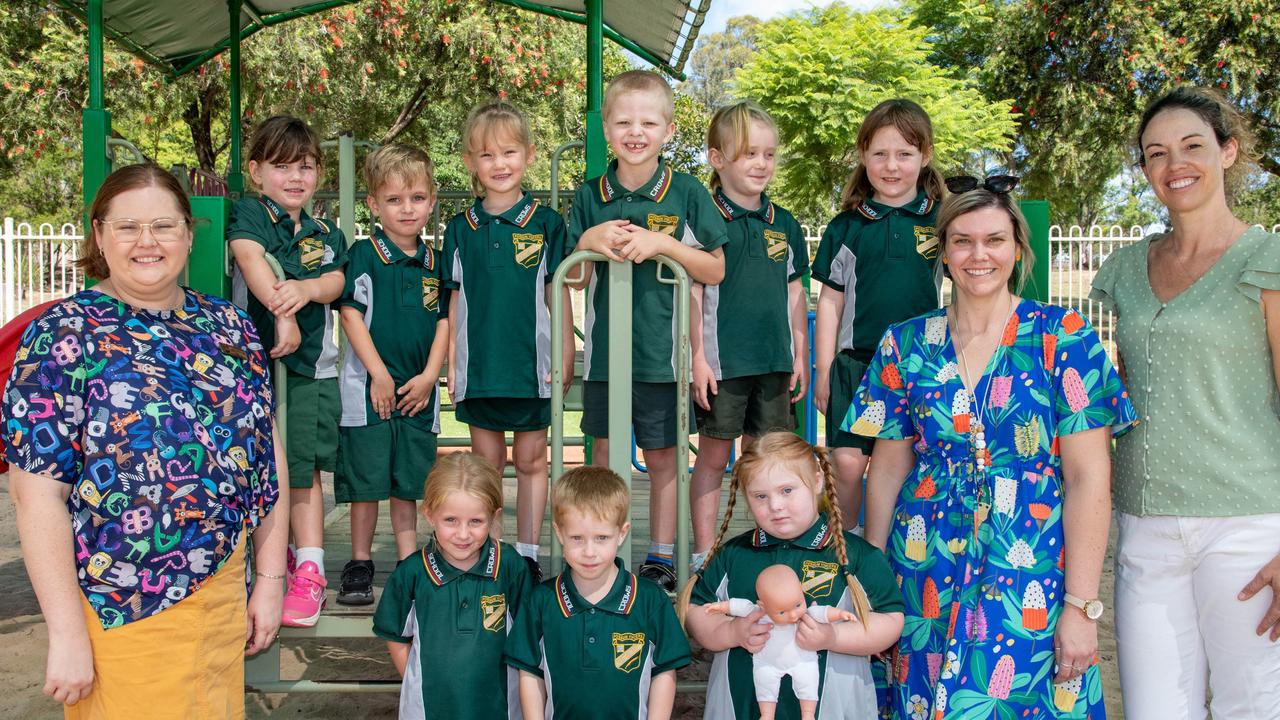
[54,0,711,79]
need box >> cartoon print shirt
[2,289,279,629]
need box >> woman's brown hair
[79,164,193,281]
[1134,86,1258,202]
[839,98,945,212]
[677,432,873,626]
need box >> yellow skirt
[65,534,248,720]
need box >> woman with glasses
[3,164,287,718]
[1090,87,1280,720]
[845,184,1135,719]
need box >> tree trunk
[183,83,221,172]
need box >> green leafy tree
[735,3,1017,223]
[910,0,1280,224]
[681,15,760,111]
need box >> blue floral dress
[843,300,1135,720]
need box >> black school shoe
[523,555,543,584]
[336,559,375,606]
[638,561,677,592]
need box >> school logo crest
[801,559,839,600]
[512,233,545,268]
[914,225,939,260]
[299,236,326,271]
[612,632,646,673]
[647,214,679,237]
[764,229,788,262]
[422,277,439,311]
[481,593,507,632]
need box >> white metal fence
[6,219,1276,353]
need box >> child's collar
[370,226,431,269]
[597,158,671,205]
[422,537,499,586]
[713,187,775,223]
[751,513,834,550]
[257,195,331,233]
[856,190,935,221]
[465,192,538,230]
[554,558,638,617]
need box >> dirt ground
[0,470,1125,719]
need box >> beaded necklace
[952,294,1016,472]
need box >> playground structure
[47,0,1052,696]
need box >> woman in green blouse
[1091,87,1280,720]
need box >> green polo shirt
[373,538,533,720]
[810,191,939,356]
[442,192,569,401]
[505,559,692,720]
[228,195,348,378]
[701,189,809,380]
[568,158,729,383]
[335,229,446,430]
[690,515,904,720]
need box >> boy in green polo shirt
[505,466,691,720]
[333,144,449,605]
[568,70,729,591]
[229,115,347,627]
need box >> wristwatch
[1064,593,1104,621]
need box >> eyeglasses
[945,175,1020,195]
[98,218,189,243]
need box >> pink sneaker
[281,561,327,628]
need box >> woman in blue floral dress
[845,185,1135,720]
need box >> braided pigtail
[678,467,742,626]
[816,445,873,623]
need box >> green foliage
[0,2,639,223]
[681,15,761,111]
[910,0,1280,225]
[735,3,1017,224]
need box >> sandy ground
[0,469,1125,719]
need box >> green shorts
[581,381,694,450]
[456,397,550,432]
[283,370,339,488]
[826,350,875,453]
[696,372,795,440]
[335,417,437,502]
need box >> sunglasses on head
[945,174,1020,195]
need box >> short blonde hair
[707,100,778,191]
[603,69,674,123]
[552,466,629,528]
[461,100,533,197]
[422,452,503,516]
[364,143,436,199]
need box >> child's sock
[645,542,674,567]
[295,547,326,578]
[690,551,708,574]
[516,542,540,560]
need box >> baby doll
[703,564,859,720]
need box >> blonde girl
[441,101,574,583]
[373,452,533,719]
[691,101,810,575]
[812,98,946,526]
[681,432,905,720]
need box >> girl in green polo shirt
[681,432,905,720]
[812,99,945,528]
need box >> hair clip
[945,174,1019,195]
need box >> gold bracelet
[256,571,286,580]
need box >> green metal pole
[338,133,356,243]
[81,0,110,216]
[227,0,245,196]
[584,0,606,177]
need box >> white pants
[1114,512,1280,720]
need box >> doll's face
[756,566,808,625]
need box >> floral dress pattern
[843,300,1135,720]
